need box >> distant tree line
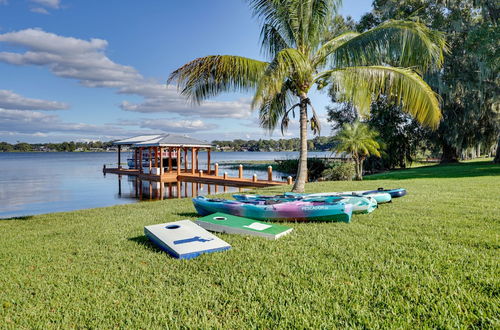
[0,138,335,153]
[213,137,335,152]
[0,141,115,152]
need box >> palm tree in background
[334,121,381,180]
[168,0,446,192]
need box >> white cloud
[30,7,50,14]
[0,109,219,142]
[139,119,217,132]
[0,28,252,119]
[0,90,69,110]
[30,0,60,9]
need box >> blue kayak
[364,188,407,198]
[233,194,378,214]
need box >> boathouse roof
[114,134,211,148]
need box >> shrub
[321,162,355,181]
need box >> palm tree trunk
[354,158,361,181]
[292,96,308,193]
[359,160,364,180]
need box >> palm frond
[253,48,311,109]
[248,0,341,56]
[260,23,292,58]
[258,82,297,133]
[327,20,447,72]
[313,31,360,68]
[322,66,442,128]
[333,121,381,158]
[167,55,268,104]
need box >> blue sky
[0,0,373,143]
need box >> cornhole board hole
[144,220,231,259]
[194,212,293,240]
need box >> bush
[275,157,331,181]
[321,162,355,181]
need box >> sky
[0,0,373,143]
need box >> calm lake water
[0,151,331,218]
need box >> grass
[1,160,499,328]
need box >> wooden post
[154,146,159,169]
[268,166,273,181]
[207,148,211,175]
[159,147,163,175]
[184,148,188,172]
[196,148,199,172]
[223,172,228,179]
[191,147,195,174]
[139,147,143,173]
[287,176,293,185]
[134,149,138,170]
[176,181,181,199]
[176,147,181,175]
[238,164,243,178]
[118,145,121,169]
[214,163,219,177]
[252,174,257,182]
[199,170,203,177]
[168,147,173,173]
[148,147,152,173]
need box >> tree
[168,0,446,192]
[327,95,429,169]
[333,121,381,180]
[358,0,500,163]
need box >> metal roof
[113,134,163,145]
[115,134,211,148]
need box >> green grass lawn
[1,161,499,328]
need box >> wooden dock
[103,164,291,188]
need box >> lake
[0,151,331,218]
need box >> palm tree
[333,121,381,180]
[168,0,446,192]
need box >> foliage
[327,96,430,169]
[320,161,355,181]
[0,161,499,327]
[0,141,115,152]
[168,0,447,192]
[275,157,334,181]
[333,122,382,180]
[213,137,334,152]
[358,0,500,162]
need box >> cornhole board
[194,212,293,240]
[144,220,231,259]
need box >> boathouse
[103,133,290,188]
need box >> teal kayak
[193,196,353,223]
[290,191,392,204]
[233,194,377,214]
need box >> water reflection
[116,175,246,201]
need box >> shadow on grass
[1,215,34,221]
[365,161,499,181]
[174,212,199,218]
[128,235,159,252]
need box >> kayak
[363,188,407,198]
[192,196,353,223]
[285,191,392,204]
[233,194,377,214]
